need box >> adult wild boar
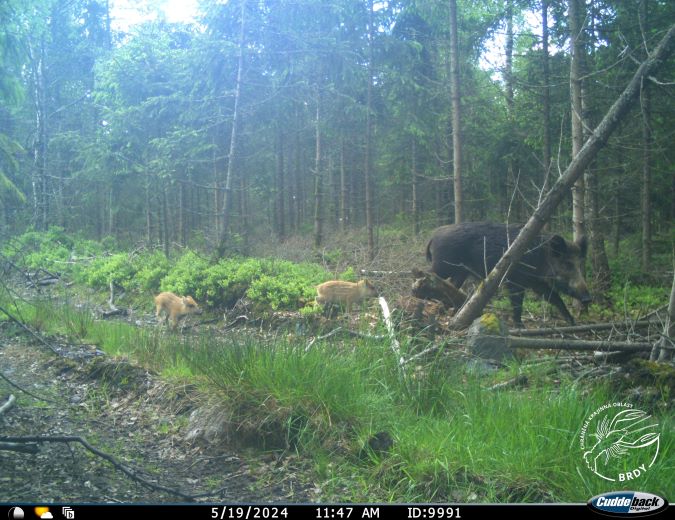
[426,222,591,326]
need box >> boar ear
[548,235,568,257]
[577,235,588,257]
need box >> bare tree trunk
[292,107,302,233]
[541,0,552,197]
[448,0,463,223]
[313,85,323,248]
[28,36,48,231]
[161,184,170,258]
[216,0,246,258]
[364,0,375,260]
[212,141,220,239]
[178,181,185,247]
[451,24,675,330]
[108,184,114,237]
[340,136,348,232]
[145,174,151,244]
[275,125,285,240]
[569,0,586,242]
[412,138,419,236]
[640,0,653,271]
[239,170,249,252]
[504,0,519,219]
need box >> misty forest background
[0,0,674,282]
[1,0,675,504]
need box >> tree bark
[216,0,246,258]
[504,0,518,218]
[451,23,675,330]
[541,0,552,197]
[640,0,653,271]
[364,0,375,260]
[448,0,463,223]
[411,138,419,236]
[313,85,323,248]
[569,0,586,243]
[340,136,348,232]
[275,124,285,240]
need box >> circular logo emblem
[579,402,660,482]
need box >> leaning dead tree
[451,24,675,330]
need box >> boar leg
[506,283,526,327]
[543,290,575,325]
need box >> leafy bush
[132,251,171,292]
[160,255,333,311]
[80,252,136,289]
[159,250,210,300]
[3,227,103,277]
[246,260,327,311]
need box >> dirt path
[0,326,319,503]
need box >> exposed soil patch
[0,325,319,503]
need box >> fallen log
[411,268,467,308]
[508,320,658,336]
[506,336,659,352]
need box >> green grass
[1,287,672,503]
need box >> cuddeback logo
[588,491,668,516]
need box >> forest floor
[0,325,321,503]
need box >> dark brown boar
[426,222,591,326]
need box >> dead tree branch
[0,435,199,501]
[509,320,658,336]
[0,372,58,404]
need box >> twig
[0,372,58,403]
[0,304,60,354]
[0,435,198,501]
[487,375,528,391]
[223,315,248,329]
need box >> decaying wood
[509,320,658,336]
[411,268,467,308]
[396,295,445,331]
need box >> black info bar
[5,503,659,520]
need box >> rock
[466,313,513,361]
